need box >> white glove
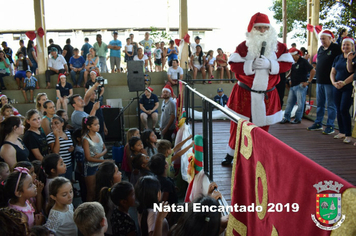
[253,55,271,70]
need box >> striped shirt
[46,131,73,167]
[24,76,37,88]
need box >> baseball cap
[217,88,223,93]
[26,70,32,73]
[195,36,202,40]
[50,47,58,52]
[113,31,118,35]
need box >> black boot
[221,154,233,166]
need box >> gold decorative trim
[226,214,247,236]
[330,188,356,236]
[271,225,279,236]
[241,122,256,160]
[255,161,268,220]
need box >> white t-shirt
[207,56,216,65]
[167,66,183,80]
[134,54,148,62]
[126,44,133,52]
[48,55,67,70]
[190,42,197,55]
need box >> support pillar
[307,0,320,60]
[179,0,188,68]
[33,0,47,74]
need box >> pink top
[9,200,35,228]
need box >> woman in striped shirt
[46,116,74,180]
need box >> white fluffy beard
[245,27,278,59]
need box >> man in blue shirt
[214,88,229,107]
[140,87,159,130]
[108,31,122,73]
[81,37,92,59]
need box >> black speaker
[102,108,122,141]
[127,61,145,92]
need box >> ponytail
[81,116,98,137]
[98,186,111,215]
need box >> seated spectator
[56,74,73,112]
[206,50,216,82]
[0,94,21,116]
[62,38,74,70]
[45,48,68,89]
[35,93,48,115]
[140,87,159,130]
[22,70,39,103]
[134,47,149,72]
[85,71,105,103]
[27,40,38,75]
[216,48,231,83]
[73,202,108,236]
[69,48,85,88]
[154,42,163,72]
[14,51,32,89]
[47,39,63,55]
[167,59,183,86]
[41,100,56,136]
[213,88,229,107]
[190,45,206,81]
[167,40,179,67]
[84,48,100,84]
[0,116,30,169]
[0,50,10,91]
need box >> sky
[0,0,302,53]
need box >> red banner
[226,120,356,235]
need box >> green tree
[149,27,172,48]
[270,0,356,42]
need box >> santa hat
[58,73,66,79]
[90,70,98,76]
[0,94,6,99]
[146,87,154,93]
[288,48,302,56]
[247,12,270,32]
[342,36,355,44]
[162,84,173,95]
[320,30,335,39]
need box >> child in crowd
[135,175,169,236]
[85,53,96,72]
[82,116,107,202]
[0,104,14,122]
[142,129,158,157]
[42,153,67,203]
[99,181,137,236]
[153,42,162,72]
[122,128,140,179]
[56,109,74,130]
[95,162,122,235]
[14,161,44,213]
[157,135,194,178]
[72,128,86,202]
[129,137,148,183]
[125,37,134,64]
[22,70,39,103]
[160,41,167,71]
[131,153,153,186]
[206,50,216,81]
[0,162,10,182]
[45,177,77,236]
[73,202,108,236]
[5,167,44,228]
[149,153,178,205]
[140,32,154,72]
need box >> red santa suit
[225,13,293,156]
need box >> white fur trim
[320,32,333,38]
[250,70,269,126]
[162,88,171,93]
[290,51,298,55]
[265,110,283,126]
[269,59,279,75]
[228,53,245,63]
[278,53,294,63]
[343,38,355,44]
[253,23,271,28]
[243,60,255,75]
[226,144,235,156]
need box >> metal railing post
[202,100,208,175]
[208,102,213,180]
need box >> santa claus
[221,12,294,166]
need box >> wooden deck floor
[193,119,356,204]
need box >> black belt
[238,82,275,100]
